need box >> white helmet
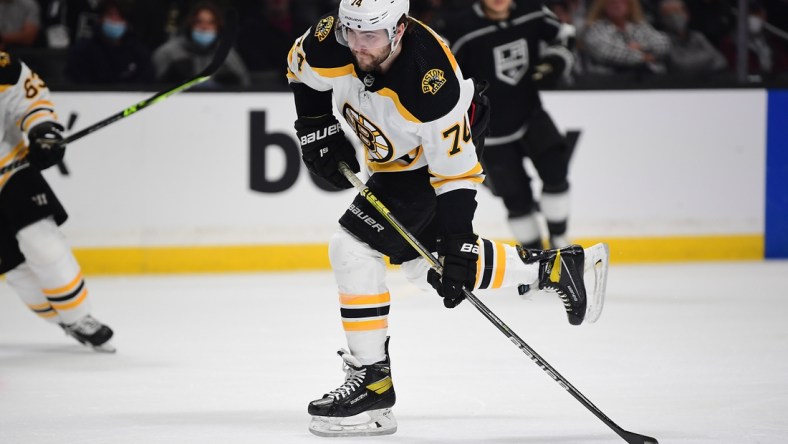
[336,0,410,49]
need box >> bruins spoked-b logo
[314,16,334,42]
[343,103,394,163]
[421,69,446,95]
[0,52,10,68]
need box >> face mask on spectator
[102,20,127,40]
[663,13,688,34]
[192,29,217,47]
[748,16,763,35]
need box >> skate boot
[518,243,609,325]
[60,314,115,353]
[308,340,396,437]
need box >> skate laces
[69,315,102,335]
[328,366,366,400]
[541,254,575,312]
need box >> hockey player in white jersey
[286,0,609,436]
[0,51,115,352]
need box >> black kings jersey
[287,14,483,196]
[440,2,563,142]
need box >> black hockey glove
[27,121,65,171]
[468,79,491,156]
[427,233,479,308]
[295,115,360,190]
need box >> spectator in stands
[237,0,311,74]
[684,0,734,49]
[582,0,671,74]
[290,0,341,24]
[130,0,195,52]
[38,0,100,45]
[64,0,154,84]
[547,0,589,31]
[547,0,587,79]
[411,0,445,28]
[720,0,788,80]
[153,0,250,87]
[0,0,40,50]
[658,0,727,74]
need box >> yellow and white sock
[5,263,62,324]
[16,218,91,325]
[330,228,389,365]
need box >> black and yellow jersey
[287,13,483,195]
[0,51,59,189]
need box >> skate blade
[583,243,609,324]
[308,408,397,438]
[91,341,117,353]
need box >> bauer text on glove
[295,115,360,190]
[428,233,479,308]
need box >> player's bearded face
[346,28,393,71]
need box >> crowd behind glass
[1,0,786,89]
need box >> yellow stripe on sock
[43,272,83,296]
[340,292,390,306]
[342,319,388,331]
[491,241,506,289]
[27,302,53,310]
[50,288,88,311]
[475,239,482,287]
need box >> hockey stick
[0,10,238,177]
[337,162,658,444]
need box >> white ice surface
[2,261,788,444]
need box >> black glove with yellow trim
[428,233,479,308]
[295,115,360,190]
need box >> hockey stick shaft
[337,162,657,444]
[0,11,238,177]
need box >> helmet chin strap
[379,27,404,68]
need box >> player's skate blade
[309,408,397,437]
[583,242,609,324]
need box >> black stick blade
[622,431,659,444]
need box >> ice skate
[308,341,396,437]
[61,315,115,353]
[519,243,609,325]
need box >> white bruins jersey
[287,14,483,195]
[0,51,59,190]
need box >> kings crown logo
[314,16,335,42]
[421,69,446,95]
